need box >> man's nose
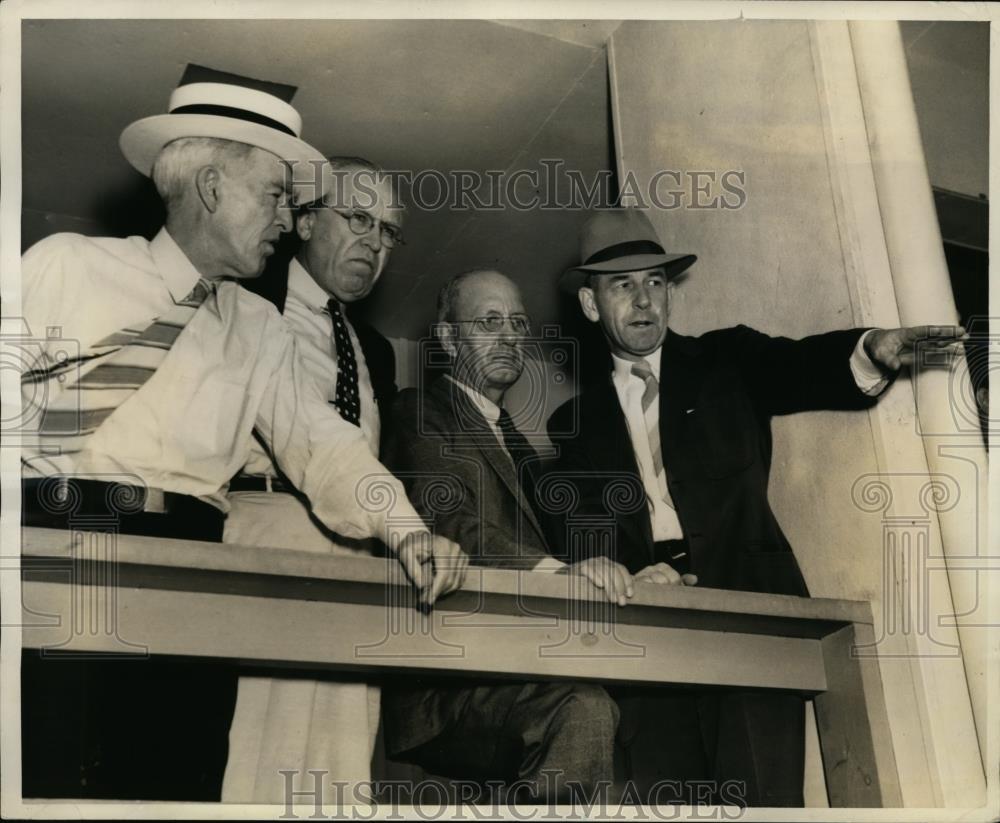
[498,323,519,344]
[361,223,384,252]
[275,199,294,232]
[633,286,652,308]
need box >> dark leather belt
[22,476,224,542]
[227,475,295,494]
[23,476,210,515]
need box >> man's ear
[578,286,601,323]
[296,210,315,242]
[194,165,223,214]
[435,321,458,357]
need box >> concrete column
[849,19,989,768]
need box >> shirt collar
[149,228,205,302]
[445,373,502,425]
[288,257,334,314]
[611,346,663,385]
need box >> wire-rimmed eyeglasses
[453,315,532,335]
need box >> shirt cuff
[532,556,568,573]
[850,330,891,397]
[352,474,429,547]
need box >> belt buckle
[48,475,72,506]
[143,487,167,514]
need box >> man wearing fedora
[546,207,967,806]
[19,65,465,800]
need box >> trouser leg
[702,691,806,807]
[612,687,711,805]
[21,483,233,800]
[501,682,618,802]
[400,681,618,804]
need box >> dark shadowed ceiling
[21,19,617,339]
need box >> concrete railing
[20,526,901,807]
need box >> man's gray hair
[320,155,404,211]
[436,268,497,324]
[151,137,257,210]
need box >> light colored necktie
[630,358,673,509]
[22,278,214,474]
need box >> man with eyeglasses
[20,67,464,802]
[378,269,629,803]
[220,157,437,802]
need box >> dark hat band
[170,103,296,137]
[584,239,666,266]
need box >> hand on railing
[563,556,635,607]
[396,531,469,609]
[634,562,698,588]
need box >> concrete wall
[902,21,989,198]
[608,19,983,807]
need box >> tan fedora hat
[560,208,697,293]
[119,64,327,203]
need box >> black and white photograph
[0,1,994,819]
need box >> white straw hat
[119,64,327,202]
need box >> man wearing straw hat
[547,207,967,806]
[19,65,465,800]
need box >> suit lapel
[588,376,634,471]
[433,378,549,549]
[659,330,706,477]
[659,330,701,422]
[348,311,396,410]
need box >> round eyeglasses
[332,209,405,249]
[455,315,532,335]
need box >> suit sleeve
[723,325,888,417]
[383,390,550,570]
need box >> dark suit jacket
[380,376,551,755]
[546,325,881,597]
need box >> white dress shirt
[611,332,889,543]
[240,258,380,476]
[610,348,684,541]
[20,229,422,545]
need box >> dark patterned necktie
[327,299,360,427]
[497,408,539,518]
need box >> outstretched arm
[863,324,967,371]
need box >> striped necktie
[630,358,673,509]
[327,299,360,427]
[21,278,213,474]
